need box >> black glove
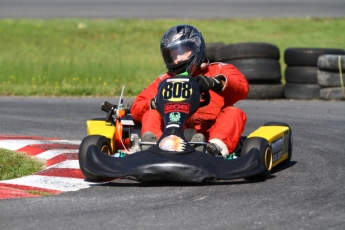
[150,97,157,110]
[195,75,223,92]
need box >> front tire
[242,137,273,179]
[78,135,112,180]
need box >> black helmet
[160,25,206,75]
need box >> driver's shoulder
[209,62,231,67]
[158,73,172,81]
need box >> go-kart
[79,76,292,183]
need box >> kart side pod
[86,119,116,153]
[86,116,141,155]
[245,122,292,168]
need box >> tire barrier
[317,55,345,100]
[213,42,284,99]
[284,48,345,66]
[205,42,225,62]
[284,83,321,99]
[206,43,345,100]
[225,58,281,83]
[320,88,345,100]
[246,84,285,99]
[214,42,280,61]
[285,66,318,84]
[284,48,345,100]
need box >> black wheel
[284,48,345,66]
[241,137,273,179]
[264,122,293,165]
[206,42,225,62]
[320,87,345,100]
[246,84,285,99]
[317,70,344,87]
[285,66,318,84]
[284,83,321,99]
[78,135,112,180]
[318,55,345,71]
[225,58,282,83]
[214,42,280,61]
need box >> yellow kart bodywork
[86,120,116,153]
[247,125,291,168]
[85,119,291,168]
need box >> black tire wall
[284,48,345,99]
[205,42,225,62]
[214,42,284,99]
[317,54,345,100]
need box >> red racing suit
[130,62,249,153]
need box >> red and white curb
[0,135,106,199]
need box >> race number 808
[162,82,192,101]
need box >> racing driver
[130,24,249,157]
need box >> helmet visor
[161,38,201,67]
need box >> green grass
[0,148,45,180]
[0,18,344,96]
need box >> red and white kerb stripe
[0,135,102,199]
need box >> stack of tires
[213,42,284,99]
[205,42,225,62]
[317,55,345,100]
[284,48,345,99]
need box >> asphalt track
[1,1,345,229]
[0,97,345,230]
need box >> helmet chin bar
[186,58,199,76]
[169,55,199,76]
[169,60,189,75]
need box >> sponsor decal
[164,103,190,114]
[159,135,186,152]
[169,112,181,122]
[272,137,283,162]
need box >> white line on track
[0,140,44,150]
[36,149,79,160]
[1,175,100,192]
[0,139,81,151]
[46,160,80,169]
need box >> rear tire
[264,122,293,165]
[242,137,273,179]
[78,135,112,180]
